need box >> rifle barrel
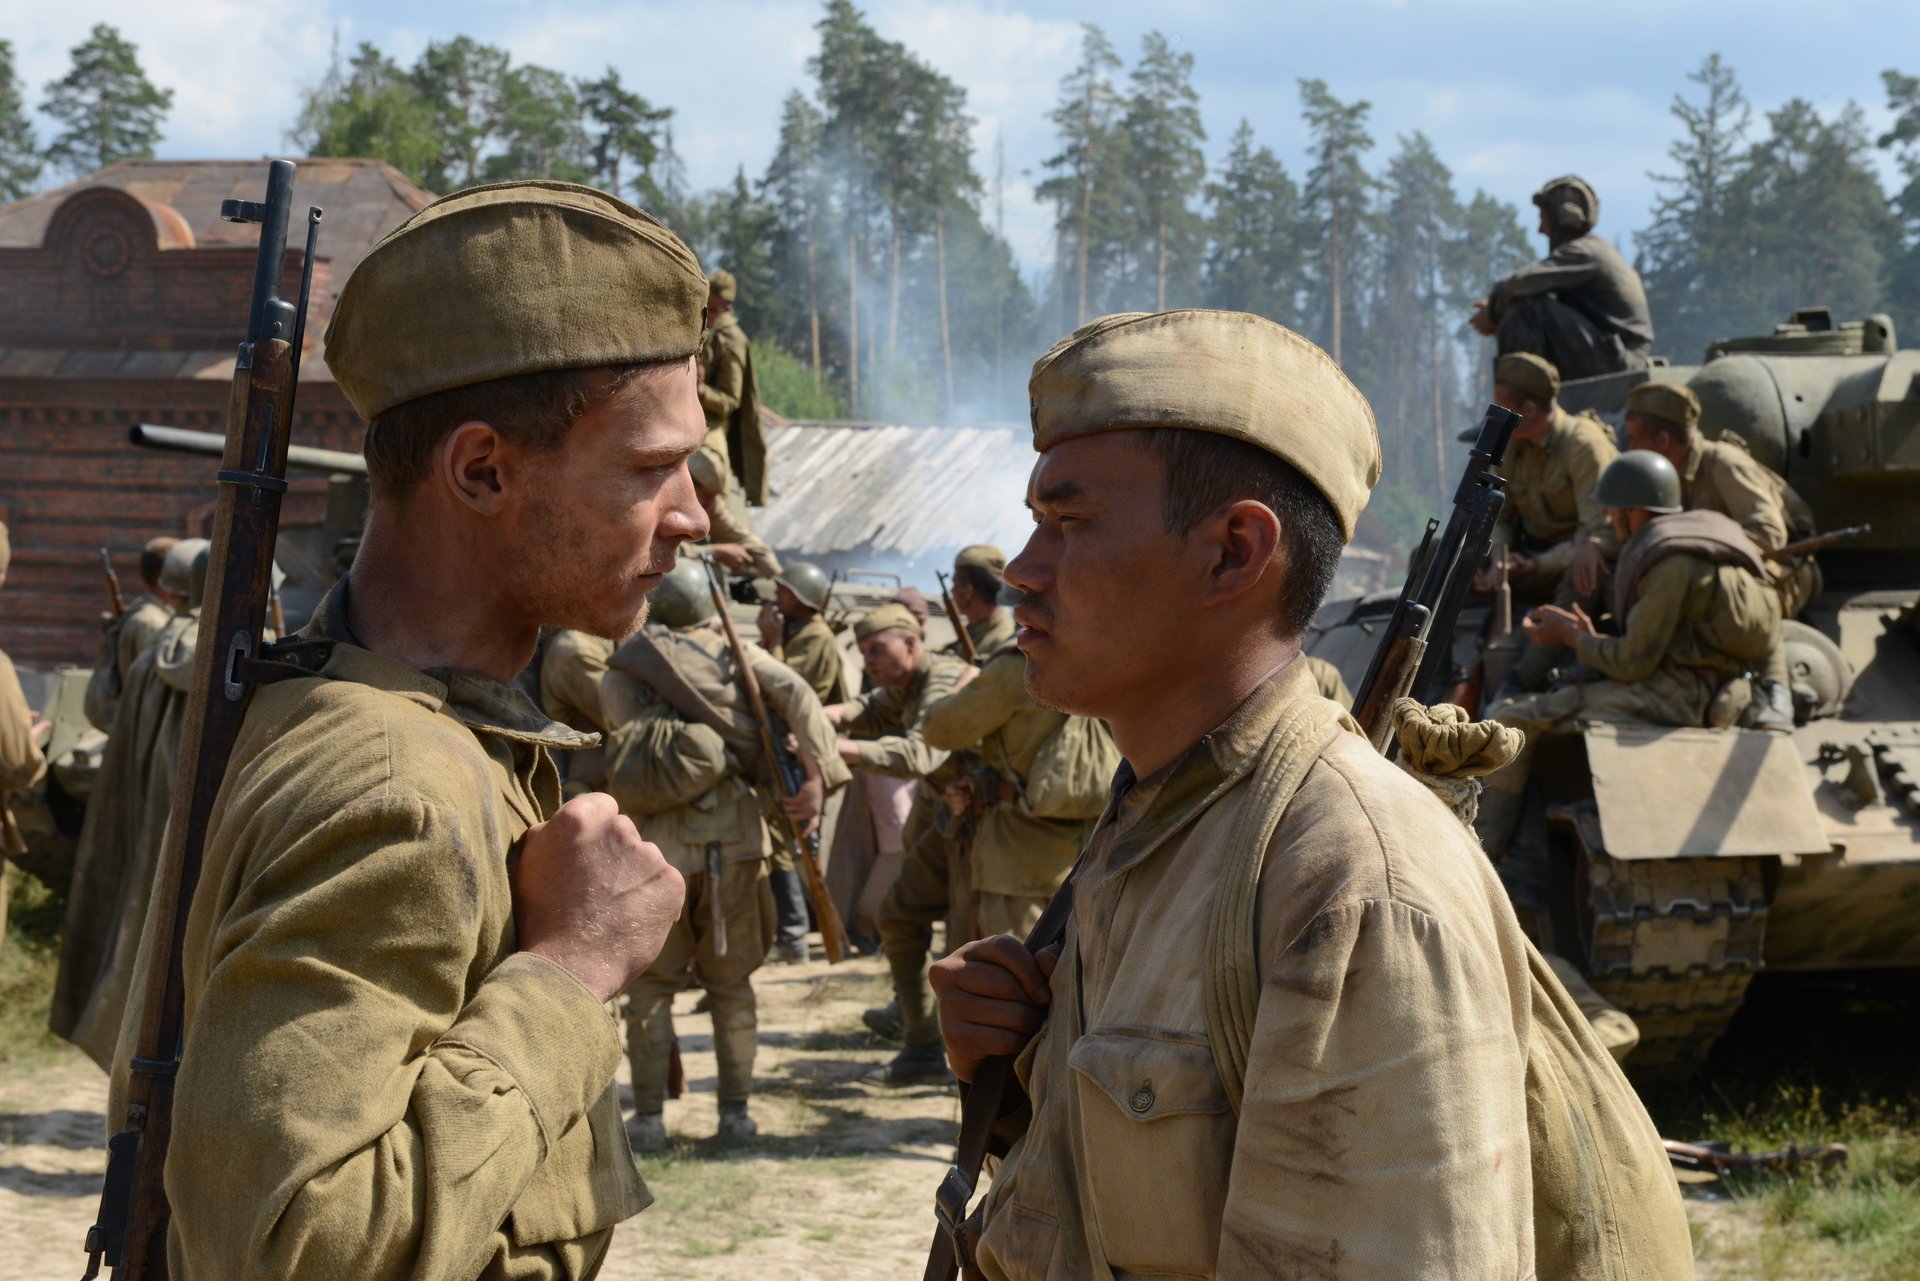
[131,423,367,476]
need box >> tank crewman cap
[325,180,708,421]
[1532,174,1600,234]
[955,544,1006,576]
[1028,310,1382,538]
[1494,352,1561,406]
[1625,381,1701,431]
[708,269,737,302]
[854,603,921,642]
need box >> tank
[1309,307,1920,1080]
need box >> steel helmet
[649,555,718,627]
[775,561,832,612]
[1591,450,1683,514]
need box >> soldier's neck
[345,509,540,686]
[1107,634,1301,779]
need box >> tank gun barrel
[130,422,367,476]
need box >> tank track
[1580,849,1768,1081]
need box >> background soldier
[540,628,616,795]
[945,543,1016,655]
[1470,175,1653,380]
[113,182,699,1279]
[52,538,208,1068]
[1303,653,1352,707]
[759,560,848,962]
[83,535,180,731]
[825,604,969,960]
[599,557,844,1149]
[1,522,48,946]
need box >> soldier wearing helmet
[598,554,848,1149]
[1470,175,1653,381]
[1478,450,1785,863]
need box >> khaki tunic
[0,648,44,883]
[974,659,1690,1280]
[946,610,1016,660]
[540,629,615,793]
[774,613,848,706]
[52,611,198,1068]
[699,310,750,435]
[83,597,174,732]
[842,653,972,779]
[1488,232,1653,349]
[1575,551,1779,693]
[1499,408,1618,583]
[1683,436,1819,614]
[1303,653,1352,708]
[920,648,1105,900]
[697,473,781,578]
[109,584,648,1281]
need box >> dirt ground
[0,951,1903,1280]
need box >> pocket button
[1129,1084,1155,1114]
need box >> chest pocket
[1068,1028,1234,1277]
[507,1086,651,1272]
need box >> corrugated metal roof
[757,422,1035,562]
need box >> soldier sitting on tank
[1568,381,1819,622]
[1478,450,1785,870]
[1470,176,1653,382]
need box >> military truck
[1310,308,1920,1079]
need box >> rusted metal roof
[0,157,432,274]
[757,422,1035,564]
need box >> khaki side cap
[324,180,708,421]
[1028,310,1381,537]
[854,603,920,641]
[1495,352,1560,405]
[1626,380,1701,429]
[955,543,1006,575]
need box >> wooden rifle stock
[936,571,978,663]
[922,403,1522,1280]
[1764,522,1870,562]
[100,548,126,617]
[81,161,320,1281]
[699,558,851,964]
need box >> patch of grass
[0,867,67,1069]
[1644,977,1920,1281]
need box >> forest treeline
[5,12,1920,532]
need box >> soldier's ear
[439,420,511,514]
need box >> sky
[10,0,1918,282]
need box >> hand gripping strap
[1204,698,1344,1114]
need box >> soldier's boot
[711,990,760,1139]
[625,990,678,1117]
[862,999,905,1043]
[882,944,937,1050]
[717,1099,759,1143]
[866,1043,952,1086]
[627,1112,668,1154]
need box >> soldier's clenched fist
[513,792,685,1002]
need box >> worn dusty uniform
[688,443,781,579]
[698,297,768,507]
[1489,231,1652,379]
[1500,407,1619,594]
[107,584,648,1280]
[771,612,848,706]
[973,661,1691,1280]
[83,595,174,732]
[1682,434,1818,616]
[827,641,971,932]
[599,621,848,1114]
[539,628,615,794]
[53,607,199,1068]
[947,609,1016,660]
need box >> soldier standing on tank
[0,522,49,947]
[1470,176,1653,381]
[599,557,845,1149]
[693,269,779,581]
[757,559,847,962]
[1479,450,1785,871]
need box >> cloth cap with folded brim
[1494,352,1561,406]
[1626,381,1701,430]
[955,544,1006,576]
[854,603,922,641]
[325,181,708,421]
[1028,310,1381,538]
[708,270,737,301]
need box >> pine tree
[1299,79,1374,365]
[41,23,173,176]
[411,36,510,190]
[762,91,829,384]
[1036,25,1128,326]
[291,40,441,187]
[1371,133,1463,497]
[1638,54,1754,362]
[1121,32,1206,309]
[1876,68,1920,338]
[0,40,41,201]
[486,65,590,183]
[702,167,783,340]
[1203,119,1304,325]
[580,67,671,206]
